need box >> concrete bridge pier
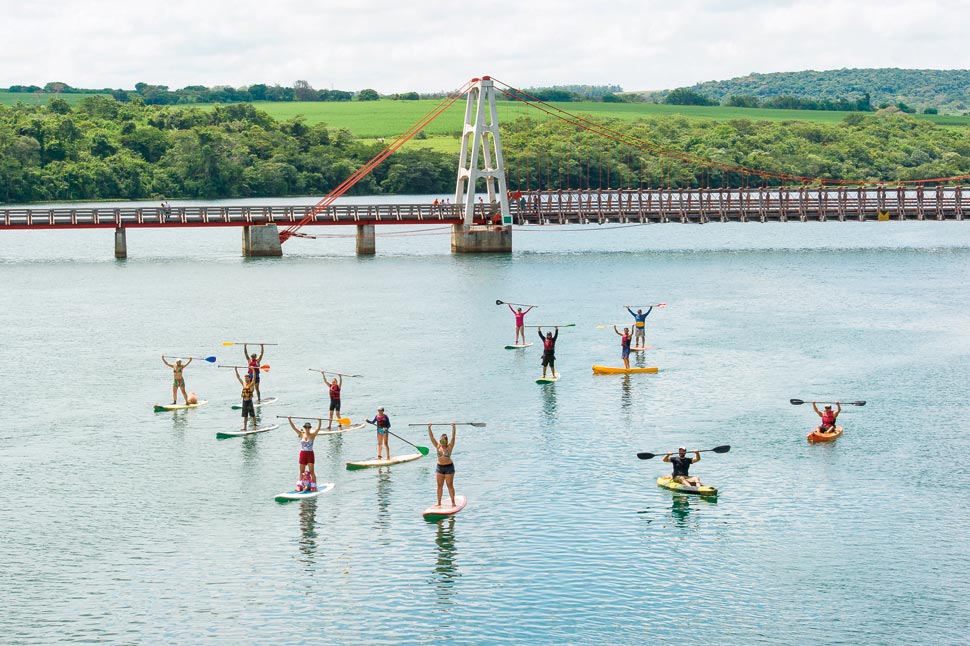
[114,227,127,259]
[451,224,512,254]
[356,224,376,255]
[242,224,283,257]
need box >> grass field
[0,91,107,106]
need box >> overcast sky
[2,0,968,93]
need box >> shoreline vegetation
[3,92,970,204]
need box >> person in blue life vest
[625,305,653,348]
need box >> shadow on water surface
[429,516,460,607]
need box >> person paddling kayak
[663,447,703,487]
[625,306,653,348]
[538,326,559,378]
[509,304,535,345]
[428,423,457,507]
[288,417,321,491]
[614,326,634,369]
[243,343,265,402]
[322,372,343,429]
[233,368,257,431]
[366,407,391,459]
[812,401,841,433]
[162,356,193,404]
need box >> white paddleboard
[317,422,367,435]
[154,400,208,412]
[505,342,533,350]
[630,345,651,351]
[274,482,335,502]
[536,373,560,384]
[346,453,424,470]
[423,495,467,521]
[216,423,280,438]
[231,396,279,410]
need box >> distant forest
[654,68,970,114]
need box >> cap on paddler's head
[824,405,833,410]
[303,422,312,429]
[378,406,384,411]
[678,446,686,451]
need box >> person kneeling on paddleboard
[428,423,457,507]
[663,447,703,487]
[538,326,559,378]
[289,417,321,491]
[234,368,258,431]
[367,407,391,459]
[812,401,841,433]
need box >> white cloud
[1,0,968,92]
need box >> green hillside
[0,91,107,106]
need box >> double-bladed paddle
[789,399,866,406]
[636,445,731,460]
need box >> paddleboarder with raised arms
[509,304,535,345]
[288,416,322,491]
[625,306,653,348]
[322,372,343,430]
[614,325,634,369]
[538,326,559,379]
[162,356,193,404]
[243,343,265,402]
[663,447,703,487]
[366,407,391,459]
[233,368,258,431]
[428,423,457,507]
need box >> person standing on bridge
[538,326,559,379]
[509,304,535,345]
[162,356,192,404]
[243,344,265,402]
[625,306,653,348]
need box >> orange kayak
[807,426,843,443]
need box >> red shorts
[299,450,315,465]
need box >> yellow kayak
[592,365,658,374]
[657,476,718,497]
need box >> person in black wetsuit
[663,447,702,486]
[537,326,559,378]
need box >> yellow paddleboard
[591,365,658,374]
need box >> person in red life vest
[366,407,391,459]
[322,371,343,430]
[537,326,559,378]
[812,401,841,433]
[509,304,535,345]
[243,343,265,402]
[614,325,633,369]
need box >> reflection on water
[429,516,460,607]
[374,468,393,539]
[620,374,633,411]
[540,383,558,421]
[669,493,717,528]
[297,499,318,568]
[169,410,190,435]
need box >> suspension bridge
[1,77,967,258]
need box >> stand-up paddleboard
[536,373,560,384]
[216,423,280,439]
[630,345,651,351]
[274,482,335,502]
[231,396,279,410]
[317,422,366,435]
[807,425,843,443]
[592,365,658,374]
[154,400,208,412]
[423,495,467,521]
[505,342,533,350]
[346,453,423,470]
[657,476,718,497]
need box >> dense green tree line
[0,98,455,203]
[4,97,970,203]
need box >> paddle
[789,399,866,406]
[364,420,430,456]
[496,300,538,308]
[218,364,271,371]
[221,341,279,346]
[523,324,576,328]
[277,415,352,425]
[407,422,487,427]
[308,369,364,378]
[626,303,667,308]
[636,445,731,460]
[164,355,217,363]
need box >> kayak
[657,476,718,497]
[505,342,533,350]
[318,422,366,435]
[807,426,843,443]
[536,373,560,384]
[274,482,335,502]
[346,453,424,470]
[592,365,658,374]
[423,495,467,521]
[216,423,280,438]
[154,400,208,412]
[231,396,279,410]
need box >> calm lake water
[2,198,969,645]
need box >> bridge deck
[1,187,966,230]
